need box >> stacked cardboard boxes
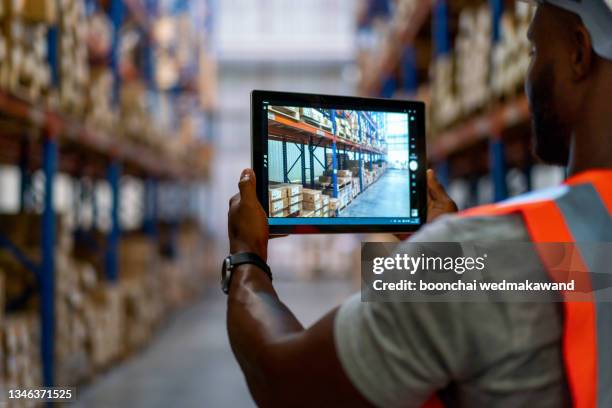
[337,184,353,209]
[456,5,491,116]
[269,184,303,217]
[85,68,117,133]
[3,313,43,407]
[0,0,55,101]
[352,177,361,197]
[302,188,324,217]
[329,198,340,216]
[491,3,533,99]
[430,3,535,134]
[119,235,164,354]
[59,0,89,115]
[0,213,213,391]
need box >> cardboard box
[288,202,301,215]
[269,198,286,214]
[337,170,352,178]
[279,183,302,197]
[271,208,289,218]
[302,199,322,211]
[288,194,301,206]
[302,189,322,203]
[18,0,58,24]
[268,185,287,201]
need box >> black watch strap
[223,252,272,294]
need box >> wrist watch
[222,252,272,294]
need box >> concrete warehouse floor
[72,280,354,408]
[341,168,412,218]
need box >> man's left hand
[228,169,269,261]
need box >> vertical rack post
[41,135,57,388]
[358,148,363,192]
[380,76,396,98]
[323,145,327,170]
[91,181,98,230]
[401,46,417,93]
[282,139,289,183]
[331,111,338,198]
[144,178,158,238]
[490,140,508,202]
[19,137,31,211]
[489,0,508,202]
[105,161,121,282]
[110,0,125,103]
[433,0,450,56]
[46,25,59,85]
[308,136,315,189]
[300,145,306,186]
[357,114,364,191]
[42,23,60,387]
[432,0,451,184]
[436,161,450,190]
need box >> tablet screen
[252,91,426,234]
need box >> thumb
[238,169,257,201]
[427,169,447,201]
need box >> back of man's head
[524,0,612,166]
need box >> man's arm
[227,264,371,407]
[227,169,371,407]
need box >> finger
[427,169,448,201]
[238,169,257,201]
[229,193,239,208]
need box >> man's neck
[567,79,612,177]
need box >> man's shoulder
[411,211,530,243]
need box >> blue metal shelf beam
[0,234,41,279]
[489,0,509,202]
[105,161,121,282]
[401,46,417,93]
[19,138,31,211]
[41,137,57,388]
[331,111,339,198]
[433,0,450,56]
[490,140,508,202]
[110,0,125,104]
[144,178,158,238]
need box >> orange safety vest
[422,169,612,408]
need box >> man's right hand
[427,169,458,223]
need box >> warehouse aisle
[341,169,412,218]
[73,280,354,408]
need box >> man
[226,1,612,407]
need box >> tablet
[252,90,427,234]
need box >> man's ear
[570,24,594,80]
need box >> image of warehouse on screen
[265,105,421,221]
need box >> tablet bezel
[252,90,427,234]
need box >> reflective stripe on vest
[456,170,612,408]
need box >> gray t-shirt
[334,214,571,407]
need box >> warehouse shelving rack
[359,0,534,203]
[0,0,211,392]
[267,109,386,202]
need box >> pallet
[269,106,300,121]
[303,117,327,129]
